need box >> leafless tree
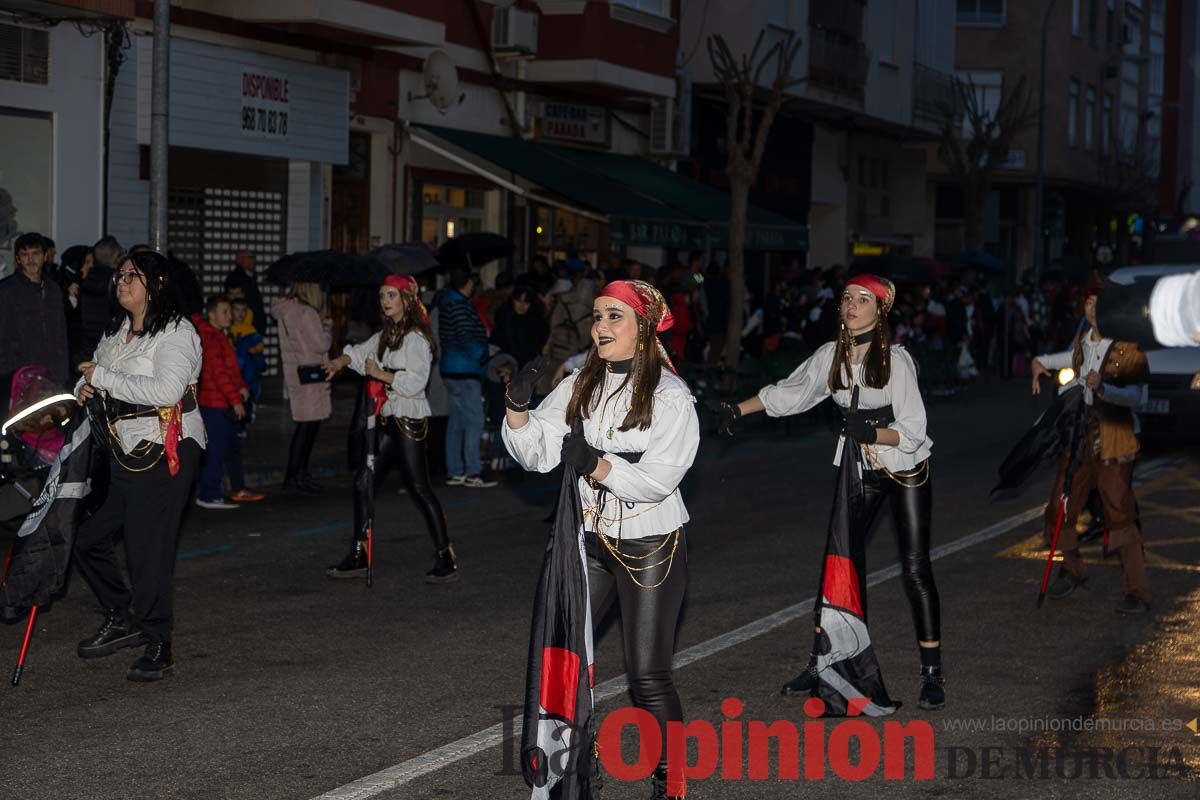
[936,74,1037,250]
[706,30,801,372]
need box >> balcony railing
[807,26,869,98]
[913,63,958,125]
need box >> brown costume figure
[1031,289,1151,614]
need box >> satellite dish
[411,50,463,114]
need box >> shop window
[0,109,52,278]
[418,182,494,249]
[533,204,600,264]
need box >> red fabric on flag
[821,554,863,617]
[539,646,581,721]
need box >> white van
[1108,264,1200,439]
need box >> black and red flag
[811,388,898,717]
[520,420,596,799]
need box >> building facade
[940,0,1167,273]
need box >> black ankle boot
[127,640,173,682]
[781,663,820,696]
[918,665,945,710]
[77,610,146,659]
[1047,566,1088,599]
[326,540,368,579]
[649,768,683,799]
[425,545,459,584]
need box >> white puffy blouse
[80,319,206,454]
[502,368,700,540]
[757,341,933,473]
[342,331,433,419]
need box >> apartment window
[1102,93,1113,153]
[869,158,878,188]
[1106,0,1115,45]
[0,23,50,85]
[875,0,897,62]
[956,70,1004,136]
[1085,86,1096,149]
[881,160,890,190]
[612,0,668,15]
[859,156,868,188]
[1068,80,1080,146]
[1072,0,1081,36]
[1088,0,1098,46]
[956,0,1005,27]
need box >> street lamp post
[1034,0,1059,283]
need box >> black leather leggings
[352,420,450,552]
[861,464,941,642]
[586,528,687,779]
[285,420,321,484]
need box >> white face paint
[841,287,879,335]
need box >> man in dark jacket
[0,232,70,388]
[438,266,494,488]
[224,249,267,335]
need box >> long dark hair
[104,250,187,338]
[377,291,436,361]
[828,312,892,391]
[565,314,665,432]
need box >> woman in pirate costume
[720,274,945,712]
[72,250,205,682]
[323,274,454,582]
[503,280,699,799]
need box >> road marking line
[309,456,1179,800]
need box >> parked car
[1109,264,1200,441]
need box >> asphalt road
[3,379,1198,799]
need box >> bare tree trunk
[723,178,750,372]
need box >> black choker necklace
[606,358,633,374]
[850,329,875,346]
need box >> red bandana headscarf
[846,274,896,313]
[368,274,431,414]
[596,279,677,372]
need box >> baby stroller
[1,365,80,686]
[0,366,76,523]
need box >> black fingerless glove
[561,431,601,476]
[506,355,547,411]
[717,401,742,436]
[843,414,879,444]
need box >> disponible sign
[241,70,290,139]
[539,101,608,146]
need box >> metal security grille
[168,187,286,374]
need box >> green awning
[412,124,807,251]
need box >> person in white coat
[721,274,945,711]
[73,250,205,682]
[323,274,454,582]
[502,279,699,800]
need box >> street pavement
[3,378,1199,799]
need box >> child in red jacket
[194,295,265,508]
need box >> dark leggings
[586,528,688,781]
[285,420,321,484]
[860,464,941,642]
[353,419,449,552]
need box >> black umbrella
[437,233,513,271]
[266,250,388,287]
[371,243,440,275]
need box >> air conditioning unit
[493,8,538,55]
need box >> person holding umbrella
[323,274,455,582]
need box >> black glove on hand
[505,355,547,411]
[561,432,601,476]
[843,414,879,444]
[717,401,742,436]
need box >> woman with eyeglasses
[72,250,205,682]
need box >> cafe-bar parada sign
[538,100,608,146]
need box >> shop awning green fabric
[412,124,808,251]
